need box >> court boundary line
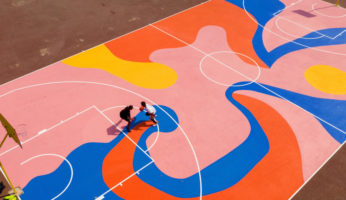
[275,15,346,40]
[241,0,346,56]
[0,0,211,89]
[149,23,346,135]
[0,0,343,198]
[289,141,346,199]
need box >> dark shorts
[146,112,156,117]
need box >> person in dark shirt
[120,105,134,131]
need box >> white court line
[0,106,94,157]
[101,105,161,153]
[243,0,346,56]
[0,104,153,162]
[331,29,346,39]
[275,17,324,39]
[145,124,160,152]
[289,141,346,199]
[0,81,202,199]
[275,16,346,40]
[149,24,346,135]
[273,0,303,16]
[0,1,340,199]
[20,153,73,200]
[149,24,257,82]
[0,0,211,89]
[312,3,346,18]
[95,160,154,200]
[92,105,153,160]
[199,51,261,87]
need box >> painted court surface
[0,0,346,199]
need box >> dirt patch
[292,144,346,200]
[323,0,346,8]
[0,0,207,84]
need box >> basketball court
[0,0,345,199]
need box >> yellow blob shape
[305,65,346,95]
[62,45,177,89]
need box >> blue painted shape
[226,0,283,66]
[133,106,269,197]
[269,28,346,65]
[225,0,346,67]
[317,28,346,38]
[22,114,151,200]
[21,161,73,199]
[231,82,346,143]
[22,142,123,199]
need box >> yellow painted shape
[304,65,346,95]
[62,45,177,89]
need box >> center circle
[199,51,261,87]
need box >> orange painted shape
[102,121,180,199]
[224,93,304,199]
[153,0,266,68]
[102,94,303,199]
[105,26,184,62]
[102,121,152,186]
[105,0,268,68]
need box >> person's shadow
[106,119,124,135]
[106,117,149,135]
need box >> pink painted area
[0,69,144,156]
[200,51,260,86]
[0,63,148,186]
[258,44,346,100]
[145,25,254,178]
[235,90,340,180]
[0,108,112,187]
[263,0,346,51]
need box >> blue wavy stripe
[133,105,269,197]
[232,82,346,143]
[226,0,346,67]
[269,28,346,65]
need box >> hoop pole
[0,162,18,198]
[336,0,340,6]
[0,133,9,149]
